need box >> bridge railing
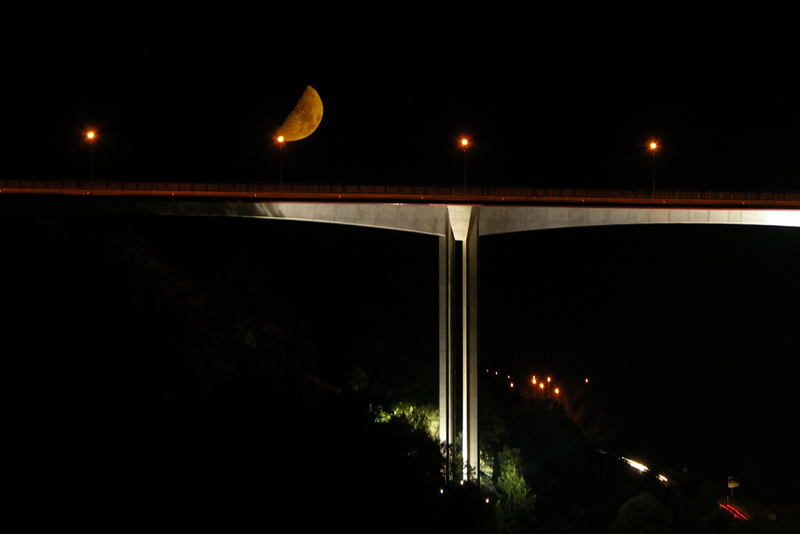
[2,180,799,203]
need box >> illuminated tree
[495,447,536,534]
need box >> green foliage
[372,399,439,442]
[480,448,495,492]
[346,366,369,391]
[496,447,536,534]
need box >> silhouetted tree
[610,492,674,534]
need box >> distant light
[277,135,285,143]
[87,131,95,140]
[622,457,649,473]
[547,377,551,383]
[720,503,748,521]
[510,382,514,388]
[554,388,559,395]
[657,474,668,483]
[585,378,589,383]
[440,489,444,494]
[461,138,469,148]
[540,383,544,390]
[485,498,490,504]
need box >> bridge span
[4,181,798,481]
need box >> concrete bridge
[4,180,799,481]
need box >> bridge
[4,180,799,481]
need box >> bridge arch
[150,201,798,481]
[4,191,798,482]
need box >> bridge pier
[440,206,480,481]
[439,218,454,472]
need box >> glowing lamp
[87,131,95,140]
[461,138,468,147]
[277,135,285,143]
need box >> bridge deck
[2,180,799,208]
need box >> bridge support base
[440,206,479,482]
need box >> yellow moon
[276,86,323,142]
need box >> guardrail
[2,180,799,204]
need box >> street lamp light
[649,141,658,202]
[460,137,469,190]
[277,135,285,195]
[86,131,96,193]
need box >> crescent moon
[276,86,323,142]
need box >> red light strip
[719,503,748,521]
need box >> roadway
[2,180,800,208]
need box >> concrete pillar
[462,209,479,480]
[438,215,455,461]
[444,206,480,481]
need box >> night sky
[5,3,799,512]
[5,6,798,190]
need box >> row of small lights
[83,131,658,193]
[83,132,469,147]
[280,135,472,188]
[532,374,561,399]
[439,486,492,505]
[277,134,468,147]
[486,369,592,400]
[85,132,656,154]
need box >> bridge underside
[163,201,795,482]
[7,195,798,482]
